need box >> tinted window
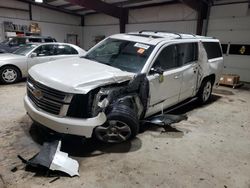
[203,42,222,59]
[152,45,178,71]
[229,44,250,55]
[54,45,78,55]
[34,44,55,56]
[44,38,54,42]
[17,38,26,45]
[29,38,42,42]
[177,43,198,65]
[9,38,19,46]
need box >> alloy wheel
[202,81,212,102]
[95,120,132,143]
[2,68,17,83]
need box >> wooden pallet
[219,82,244,89]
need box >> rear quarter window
[202,42,222,59]
[29,38,42,42]
[44,38,54,42]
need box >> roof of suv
[11,36,55,39]
[110,31,218,45]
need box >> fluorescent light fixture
[35,0,43,3]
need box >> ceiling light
[35,0,43,3]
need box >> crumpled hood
[29,57,135,94]
[0,53,24,61]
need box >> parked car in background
[0,43,86,84]
[0,36,56,53]
[24,31,223,144]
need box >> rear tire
[197,79,213,104]
[0,65,21,84]
[94,104,139,144]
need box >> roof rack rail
[138,30,182,39]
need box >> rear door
[177,42,199,101]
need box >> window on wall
[202,42,222,59]
[221,44,228,54]
[176,43,198,65]
[229,44,250,55]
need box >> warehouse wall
[0,0,83,47]
[83,4,197,49]
[207,2,250,82]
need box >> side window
[17,38,26,45]
[152,45,178,71]
[29,38,42,43]
[9,38,18,46]
[34,45,55,56]
[203,42,222,59]
[44,38,54,42]
[54,45,78,55]
[177,43,198,65]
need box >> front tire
[0,66,21,84]
[94,105,139,144]
[197,79,213,104]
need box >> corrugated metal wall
[207,3,250,82]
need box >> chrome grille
[27,76,71,116]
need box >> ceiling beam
[67,0,128,33]
[57,3,74,8]
[17,0,81,16]
[67,0,124,19]
[178,0,201,11]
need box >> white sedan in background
[0,43,86,84]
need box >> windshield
[1,38,11,44]
[85,38,155,73]
[13,44,37,56]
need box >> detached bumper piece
[18,140,79,177]
[144,114,188,126]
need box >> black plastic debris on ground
[18,140,79,177]
[144,114,188,126]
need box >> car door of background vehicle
[27,44,55,69]
[146,44,183,116]
[177,42,199,101]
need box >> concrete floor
[0,82,250,188]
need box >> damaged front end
[91,73,149,119]
[83,73,150,143]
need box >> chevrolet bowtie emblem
[32,89,43,99]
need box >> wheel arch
[0,64,23,78]
[202,74,215,86]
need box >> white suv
[24,31,223,143]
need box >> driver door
[146,44,183,116]
[27,44,55,69]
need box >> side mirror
[150,67,164,83]
[30,52,37,58]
